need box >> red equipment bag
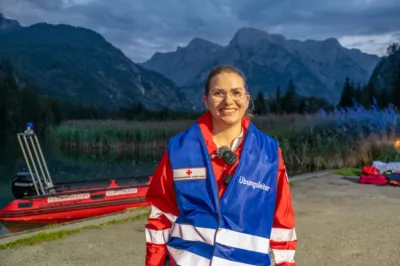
[359,173,388,185]
[359,166,387,185]
[362,166,380,175]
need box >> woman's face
[203,72,250,126]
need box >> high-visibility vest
[167,122,279,266]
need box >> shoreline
[0,207,149,248]
[0,170,336,249]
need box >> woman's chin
[219,115,241,125]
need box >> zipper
[195,123,250,265]
[209,160,226,265]
[210,190,221,266]
[210,149,249,265]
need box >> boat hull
[0,176,151,224]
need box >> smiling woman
[203,65,252,148]
[145,65,297,266]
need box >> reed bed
[51,114,308,150]
[49,103,400,172]
[49,119,193,156]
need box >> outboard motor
[11,172,38,199]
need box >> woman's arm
[270,147,297,266]
[145,151,180,266]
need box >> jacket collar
[197,111,250,154]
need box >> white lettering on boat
[106,188,138,196]
[239,176,270,191]
[47,193,90,203]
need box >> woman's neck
[212,120,243,149]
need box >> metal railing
[17,122,55,196]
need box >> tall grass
[49,102,400,172]
[49,114,307,153]
[277,101,400,171]
[48,120,192,158]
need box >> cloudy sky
[1,0,400,62]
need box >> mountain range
[141,28,380,110]
[0,13,190,111]
[0,13,395,112]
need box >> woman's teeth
[221,109,236,114]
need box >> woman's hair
[204,65,254,119]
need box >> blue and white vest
[167,121,279,266]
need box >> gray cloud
[1,0,400,62]
[232,0,400,37]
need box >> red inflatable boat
[0,173,151,224]
[0,123,151,224]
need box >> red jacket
[145,112,297,265]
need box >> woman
[145,65,297,266]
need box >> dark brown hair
[204,65,254,118]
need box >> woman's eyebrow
[213,87,244,91]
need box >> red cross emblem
[186,169,192,176]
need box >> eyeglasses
[209,89,246,102]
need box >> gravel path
[1,173,400,266]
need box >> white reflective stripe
[149,205,178,224]
[167,246,210,266]
[170,223,216,244]
[270,227,297,242]
[145,228,170,244]
[216,228,270,254]
[271,249,295,264]
[211,256,254,266]
[145,206,177,245]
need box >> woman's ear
[203,95,209,110]
[245,94,250,108]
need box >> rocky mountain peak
[230,27,286,47]
[321,37,342,50]
[0,13,21,31]
[186,37,221,50]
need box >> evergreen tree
[269,86,282,114]
[360,82,377,108]
[254,92,267,115]
[354,83,363,104]
[377,88,390,108]
[390,60,400,108]
[281,79,297,113]
[275,86,282,114]
[387,42,400,56]
[338,77,355,108]
[297,98,306,114]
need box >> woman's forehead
[211,87,245,91]
[209,73,245,87]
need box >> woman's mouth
[220,108,237,114]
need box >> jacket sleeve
[145,151,180,266]
[270,147,297,266]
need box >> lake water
[0,138,159,237]
[0,133,305,237]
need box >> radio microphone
[217,146,238,165]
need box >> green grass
[0,228,84,250]
[334,168,362,177]
[0,210,150,250]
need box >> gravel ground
[1,173,400,266]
